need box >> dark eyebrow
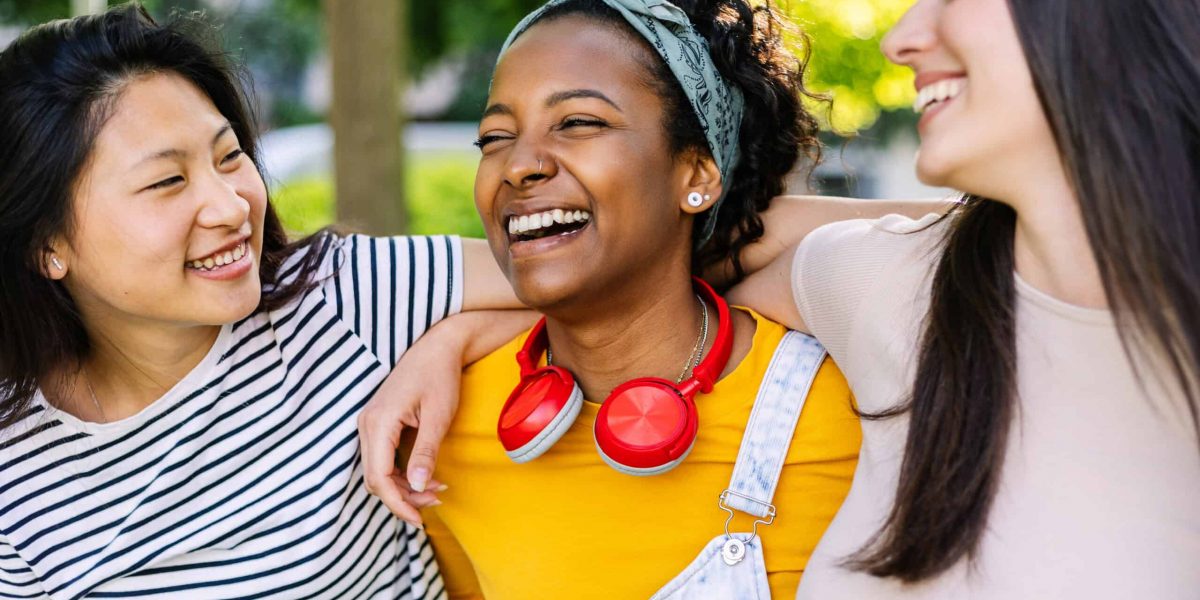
[134,122,235,167]
[482,103,512,118]
[212,122,233,146]
[545,89,622,112]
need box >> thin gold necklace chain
[83,366,108,424]
[547,294,709,385]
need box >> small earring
[687,192,705,208]
[51,257,64,271]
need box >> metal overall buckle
[717,489,776,566]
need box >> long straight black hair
[851,0,1200,581]
[0,4,325,431]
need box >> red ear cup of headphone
[497,365,584,463]
[593,377,699,476]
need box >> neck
[544,275,708,402]
[1007,171,1107,309]
[75,315,221,422]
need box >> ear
[41,242,69,280]
[677,151,724,215]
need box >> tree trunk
[324,0,408,235]
[71,0,107,16]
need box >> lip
[187,242,253,282]
[188,236,250,263]
[914,70,967,92]
[507,220,592,260]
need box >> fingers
[406,402,454,493]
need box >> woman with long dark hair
[726,0,1200,596]
[0,5,525,597]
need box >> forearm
[716,195,953,283]
[462,238,524,311]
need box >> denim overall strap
[722,331,827,519]
[649,331,828,600]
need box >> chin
[505,264,591,314]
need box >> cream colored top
[792,213,1200,599]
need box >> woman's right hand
[358,309,538,526]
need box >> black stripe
[424,237,436,334]
[443,236,455,321]
[370,238,380,358]
[389,238,398,366]
[351,235,362,338]
[405,237,417,350]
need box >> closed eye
[144,176,184,191]
[474,134,512,150]
[561,117,607,129]
[221,148,244,164]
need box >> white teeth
[190,242,247,271]
[913,77,966,114]
[507,209,592,237]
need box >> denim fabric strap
[499,0,745,246]
[724,331,827,518]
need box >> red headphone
[497,277,734,476]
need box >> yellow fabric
[424,310,861,599]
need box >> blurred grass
[272,151,486,238]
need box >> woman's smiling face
[53,71,267,330]
[882,0,1057,202]
[474,16,711,312]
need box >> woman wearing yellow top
[411,0,860,598]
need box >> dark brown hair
[851,0,1200,581]
[518,0,824,280]
[0,4,325,431]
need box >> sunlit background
[0,0,938,238]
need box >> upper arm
[460,238,523,312]
[727,244,809,333]
[326,234,464,366]
[723,195,952,281]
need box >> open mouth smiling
[506,208,592,245]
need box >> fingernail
[432,483,449,493]
[410,468,430,493]
[428,500,443,507]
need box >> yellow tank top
[423,309,861,599]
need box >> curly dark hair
[528,0,824,281]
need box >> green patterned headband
[498,0,746,246]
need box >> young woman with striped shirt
[0,6,528,599]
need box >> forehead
[491,16,658,104]
[91,72,229,168]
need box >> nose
[503,141,557,189]
[195,171,250,229]
[881,0,940,68]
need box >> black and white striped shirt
[0,234,461,600]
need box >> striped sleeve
[325,234,464,367]
[0,535,46,599]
